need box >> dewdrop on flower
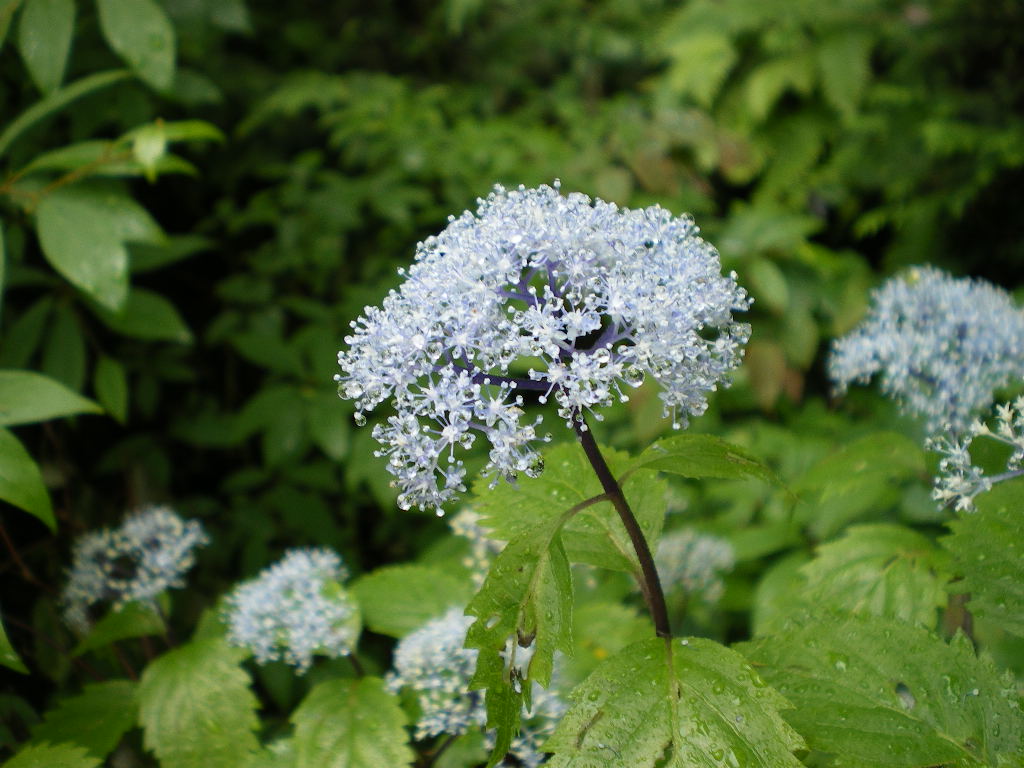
[224,548,359,673]
[387,607,565,766]
[931,396,1024,512]
[654,528,735,604]
[336,182,751,514]
[829,266,1024,435]
[62,505,208,633]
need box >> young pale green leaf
[16,0,73,93]
[943,478,1024,637]
[20,139,196,178]
[138,638,260,768]
[36,183,164,310]
[291,677,414,768]
[622,433,780,487]
[800,524,951,629]
[351,564,472,638]
[546,637,805,768]
[73,602,165,656]
[0,370,101,427]
[41,302,86,391]
[96,0,175,91]
[0,609,29,673]
[30,680,137,758]
[93,356,128,423]
[89,288,192,342]
[739,613,1024,767]
[0,427,53,529]
[2,743,100,768]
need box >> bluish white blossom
[337,182,751,514]
[654,528,734,604]
[387,607,565,766]
[62,505,208,632]
[449,508,505,586]
[224,548,359,673]
[931,396,1024,512]
[829,266,1024,434]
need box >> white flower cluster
[387,607,565,767]
[449,509,505,586]
[829,266,1024,434]
[654,528,735,604]
[224,548,359,673]
[62,505,208,632]
[931,397,1024,512]
[337,182,750,514]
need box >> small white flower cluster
[62,505,208,632]
[654,528,735,604]
[387,607,565,767]
[224,548,358,673]
[931,397,1024,512]
[449,509,505,586]
[337,182,750,514]
[829,266,1024,435]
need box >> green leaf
[623,433,780,487]
[20,140,196,178]
[744,54,814,122]
[0,297,52,369]
[89,288,192,342]
[30,680,137,758]
[138,638,260,768]
[797,432,924,492]
[546,637,805,768]
[351,565,472,638]
[751,552,810,637]
[739,613,1024,767]
[16,0,74,94]
[664,32,736,107]
[2,743,100,768]
[0,1,24,52]
[943,478,1024,637]
[0,609,29,673]
[800,524,951,629]
[93,355,127,423]
[563,601,650,686]
[0,221,6,318]
[36,183,164,310]
[817,32,872,120]
[96,0,175,91]
[73,602,165,656]
[41,302,85,391]
[305,390,350,460]
[0,427,53,529]
[0,70,132,160]
[0,370,101,427]
[291,677,414,768]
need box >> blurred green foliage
[1,0,1023,763]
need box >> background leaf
[0,370,100,427]
[0,610,29,673]
[16,0,74,93]
[351,565,472,638]
[89,288,191,342]
[30,680,137,758]
[73,602,165,656]
[0,427,53,528]
[93,355,127,423]
[96,0,175,91]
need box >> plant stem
[574,417,671,638]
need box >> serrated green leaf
[73,602,164,656]
[0,427,53,529]
[138,638,260,768]
[0,609,29,673]
[96,0,175,91]
[93,356,127,423]
[817,31,872,120]
[739,613,1024,767]
[291,677,413,768]
[744,54,815,122]
[36,183,164,310]
[89,288,191,342]
[0,370,101,427]
[16,0,74,94]
[943,478,1024,637]
[2,742,100,768]
[664,32,736,107]
[351,564,472,638]
[546,637,805,768]
[30,680,136,757]
[41,302,85,391]
[800,524,951,628]
[623,433,780,487]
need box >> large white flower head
[387,607,565,766]
[829,266,1024,435]
[337,182,751,514]
[62,505,208,632]
[223,548,359,673]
